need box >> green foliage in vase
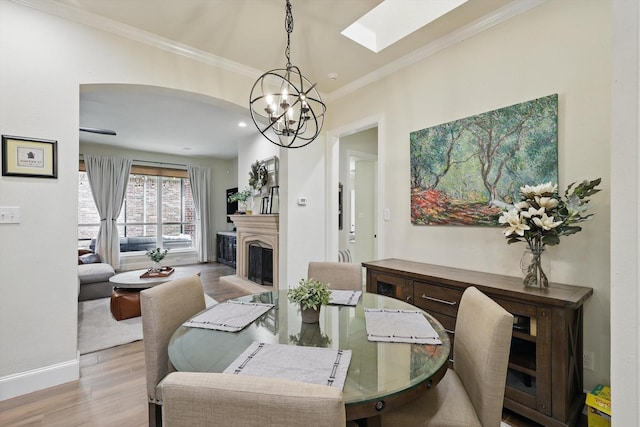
[227,187,252,203]
[287,278,331,310]
[146,247,168,262]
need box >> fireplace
[222,214,279,291]
[248,243,273,286]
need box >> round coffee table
[109,267,201,320]
[109,267,199,289]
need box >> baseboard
[0,356,80,401]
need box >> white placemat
[365,308,442,344]
[183,300,274,332]
[223,342,351,389]
[329,290,362,306]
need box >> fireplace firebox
[248,243,273,286]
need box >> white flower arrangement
[499,178,601,247]
[499,178,601,287]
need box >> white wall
[280,140,327,289]
[327,0,611,390]
[0,0,257,399]
[610,0,639,424]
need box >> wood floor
[0,262,574,427]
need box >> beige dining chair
[308,261,363,291]
[380,286,513,427]
[140,275,206,427]
[160,372,346,427]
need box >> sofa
[78,249,115,301]
[89,235,192,253]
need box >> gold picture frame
[2,135,58,178]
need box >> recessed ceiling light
[341,0,469,53]
[238,121,247,128]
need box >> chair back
[308,261,362,291]
[161,372,346,427]
[454,286,513,427]
[140,275,206,403]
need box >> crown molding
[11,0,262,80]
[13,0,545,102]
[325,0,547,102]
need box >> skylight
[341,0,469,53]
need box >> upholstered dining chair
[160,372,346,427]
[308,261,363,291]
[380,286,513,427]
[140,275,206,427]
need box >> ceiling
[38,0,524,158]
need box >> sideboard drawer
[413,281,462,317]
[371,272,413,303]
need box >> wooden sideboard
[362,258,593,427]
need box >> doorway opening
[327,117,383,264]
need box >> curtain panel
[187,165,211,262]
[84,155,132,268]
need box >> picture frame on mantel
[2,134,58,178]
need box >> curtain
[188,165,211,262]
[85,155,132,268]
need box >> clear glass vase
[151,261,162,273]
[242,197,254,215]
[520,245,549,288]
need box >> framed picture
[269,186,279,214]
[2,135,58,178]
[410,94,558,226]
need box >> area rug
[78,294,217,355]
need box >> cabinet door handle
[421,294,457,306]
[444,329,454,335]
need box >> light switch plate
[0,207,20,224]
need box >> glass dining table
[168,290,451,423]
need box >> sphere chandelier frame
[249,0,326,149]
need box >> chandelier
[249,0,326,149]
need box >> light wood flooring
[0,262,578,427]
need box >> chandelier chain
[285,0,293,68]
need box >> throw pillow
[79,253,102,264]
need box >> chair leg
[148,402,162,427]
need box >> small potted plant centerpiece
[146,247,168,272]
[287,278,331,323]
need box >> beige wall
[327,0,611,390]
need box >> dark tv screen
[226,187,238,222]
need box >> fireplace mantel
[228,214,279,290]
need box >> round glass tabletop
[169,290,450,421]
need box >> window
[78,164,196,252]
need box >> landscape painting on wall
[410,94,558,226]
